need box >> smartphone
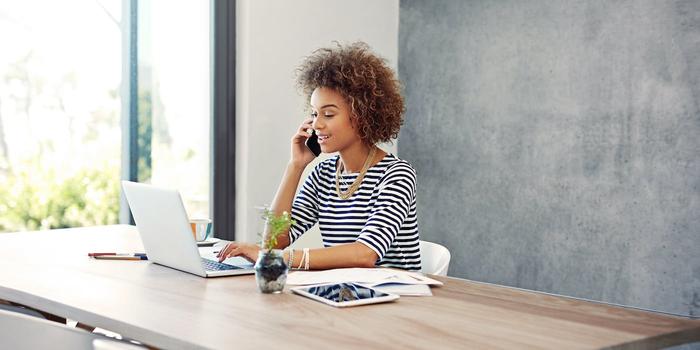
[291,282,399,308]
[305,130,322,157]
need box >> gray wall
[399,0,699,317]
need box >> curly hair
[296,41,405,145]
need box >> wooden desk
[0,225,697,349]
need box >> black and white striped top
[289,153,421,271]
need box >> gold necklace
[335,147,377,200]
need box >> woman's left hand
[216,242,260,263]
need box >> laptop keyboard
[201,258,242,271]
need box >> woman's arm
[267,162,306,249]
[266,117,319,248]
[217,119,318,262]
[218,241,378,268]
[284,243,378,269]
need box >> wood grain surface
[0,225,697,349]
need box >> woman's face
[309,87,362,154]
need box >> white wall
[235,0,399,246]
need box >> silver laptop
[121,181,254,277]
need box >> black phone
[305,130,321,157]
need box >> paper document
[367,283,433,296]
[286,268,442,296]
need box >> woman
[218,42,420,271]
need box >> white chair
[0,309,142,350]
[420,240,451,276]
[0,303,46,319]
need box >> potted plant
[254,209,295,293]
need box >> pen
[88,252,147,257]
[92,255,148,261]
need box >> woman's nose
[311,117,324,130]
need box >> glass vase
[254,249,288,293]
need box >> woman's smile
[317,134,330,144]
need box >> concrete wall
[399,0,700,316]
[236,0,398,247]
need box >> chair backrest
[0,309,141,350]
[0,303,46,319]
[419,240,451,276]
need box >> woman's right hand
[216,241,261,263]
[290,118,317,168]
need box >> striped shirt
[289,153,421,271]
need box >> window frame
[120,0,236,241]
[211,0,236,241]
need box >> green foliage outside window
[0,160,120,232]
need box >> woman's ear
[350,114,363,134]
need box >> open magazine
[286,268,443,296]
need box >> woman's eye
[310,112,333,118]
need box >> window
[0,0,218,233]
[0,0,122,231]
[134,0,211,218]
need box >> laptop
[121,181,255,277]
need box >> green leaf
[259,209,296,251]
